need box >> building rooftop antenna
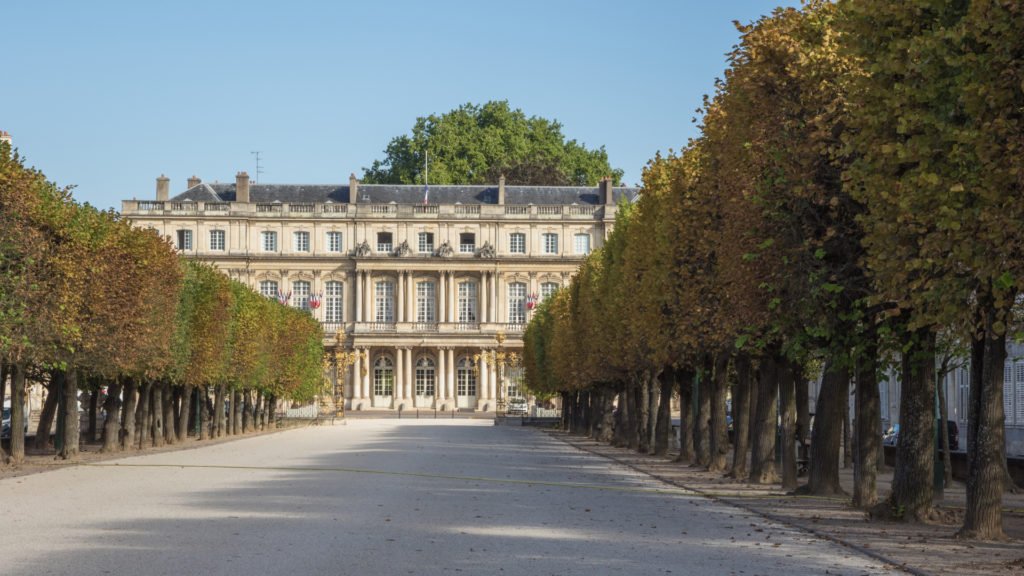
[250,151,265,184]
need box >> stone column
[403,348,411,401]
[480,273,488,324]
[397,272,405,323]
[395,347,404,407]
[489,362,498,401]
[437,347,447,403]
[447,348,457,401]
[407,275,416,323]
[352,353,363,401]
[480,356,490,401]
[365,270,373,322]
[362,348,372,400]
[438,273,446,324]
[355,271,363,323]
[491,272,500,324]
[448,272,457,323]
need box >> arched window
[373,356,394,396]
[415,356,436,396]
[457,357,477,397]
[540,281,559,302]
[259,280,278,299]
[325,281,343,323]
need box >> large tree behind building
[362,100,624,186]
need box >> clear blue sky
[3,0,793,210]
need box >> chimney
[600,176,614,206]
[187,175,201,188]
[236,171,250,203]
[349,173,359,204]
[0,130,11,146]
[498,174,506,205]
[156,174,170,201]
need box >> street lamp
[473,330,521,416]
[324,331,365,417]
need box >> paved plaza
[0,420,899,575]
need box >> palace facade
[122,172,636,412]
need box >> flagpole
[424,148,429,205]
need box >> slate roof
[169,183,638,205]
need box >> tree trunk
[654,367,673,456]
[215,384,226,437]
[796,363,810,471]
[151,380,165,448]
[937,358,953,488]
[646,374,659,454]
[59,369,80,460]
[233,389,243,435]
[779,360,798,492]
[588,388,601,439]
[637,375,651,454]
[243,389,252,433]
[268,394,277,426]
[162,382,177,444]
[854,347,881,509]
[843,394,853,468]
[9,363,27,464]
[121,378,138,451]
[731,355,752,479]
[34,374,59,451]
[806,362,848,496]
[886,327,935,522]
[625,380,639,451]
[693,358,712,468]
[200,387,211,440]
[709,352,730,472]
[959,303,1008,539]
[88,388,100,442]
[101,381,122,453]
[675,368,695,463]
[178,387,193,441]
[750,354,779,484]
[139,380,152,448]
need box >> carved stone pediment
[354,240,372,257]
[477,241,496,259]
[435,240,454,258]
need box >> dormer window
[459,232,476,253]
[377,231,393,253]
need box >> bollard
[451,408,455,419]
[398,406,402,419]
[434,408,437,419]
[416,409,419,420]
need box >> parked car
[881,420,959,451]
[1,406,29,440]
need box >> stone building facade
[122,172,636,412]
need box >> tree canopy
[362,100,624,186]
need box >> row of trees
[524,0,1022,540]
[0,141,324,464]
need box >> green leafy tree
[363,101,623,186]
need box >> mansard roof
[169,183,638,205]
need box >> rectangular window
[293,231,310,253]
[573,233,591,255]
[324,281,343,323]
[418,232,435,253]
[326,231,343,253]
[459,232,476,253]
[509,232,526,254]
[508,282,526,324]
[375,281,394,323]
[377,232,393,253]
[416,281,436,323]
[176,229,193,251]
[209,229,225,251]
[541,282,559,301]
[457,367,477,396]
[261,231,278,252]
[259,280,278,299]
[458,281,477,323]
[542,233,558,255]
[293,280,311,310]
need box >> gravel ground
[0,420,901,575]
